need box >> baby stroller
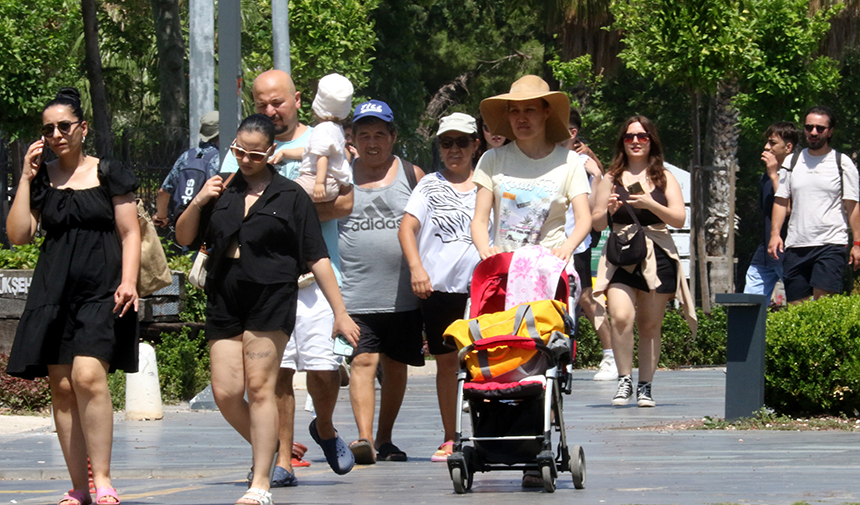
[443,251,586,493]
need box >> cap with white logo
[352,99,394,123]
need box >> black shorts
[783,245,847,302]
[573,249,593,290]
[352,309,425,366]
[419,292,467,355]
[205,260,298,340]
[609,245,677,294]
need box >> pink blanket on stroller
[505,245,580,310]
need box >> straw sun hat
[479,75,571,145]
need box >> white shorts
[280,283,340,371]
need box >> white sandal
[235,488,273,505]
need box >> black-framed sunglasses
[622,132,651,143]
[41,120,81,137]
[439,136,473,149]
[230,141,272,163]
[804,124,829,133]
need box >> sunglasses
[439,136,473,149]
[230,142,272,163]
[804,124,829,133]
[41,120,81,137]
[622,132,651,143]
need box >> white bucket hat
[312,73,355,121]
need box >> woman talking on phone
[175,114,358,505]
[6,88,139,505]
[591,116,695,408]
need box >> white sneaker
[593,354,619,381]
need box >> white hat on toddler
[312,73,354,121]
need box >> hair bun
[56,87,81,104]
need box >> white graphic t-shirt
[404,172,486,293]
[473,142,590,253]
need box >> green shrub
[0,238,44,269]
[765,295,860,416]
[0,353,51,412]
[573,306,726,369]
[155,327,210,403]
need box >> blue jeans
[743,245,783,299]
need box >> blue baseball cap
[353,99,394,123]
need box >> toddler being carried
[291,73,354,201]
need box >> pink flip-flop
[95,487,120,505]
[431,441,454,462]
[59,490,91,505]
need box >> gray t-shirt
[775,148,859,248]
[338,157,419,313]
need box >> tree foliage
[734,0,842,138]
[240,0,378,122]
[0,0,83,141]
[611,0,759,94]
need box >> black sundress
[6,160,139,379]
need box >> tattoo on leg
[245,350,273,360]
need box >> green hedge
[765,295,860,416]
[574,306,727,369]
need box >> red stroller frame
[447,253,586,493]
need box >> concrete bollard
[125,342,163,420]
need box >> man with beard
[768,105,860,303]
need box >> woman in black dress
[6,88,139,505]
[176,114,358,505]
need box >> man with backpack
[768,105,860,303]
[743,122,798,300]
[154,110,221,227]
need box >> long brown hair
[606,115,666,191]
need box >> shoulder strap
[836,151,843,201]
[787,150,800,171]
[401,158,417,189]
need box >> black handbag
[605,204,647,267]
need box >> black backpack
[170,148,220,218]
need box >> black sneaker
[612,375,633,406]
[637,381,656,407]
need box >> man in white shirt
[768,105,860,303]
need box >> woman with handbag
[591,116,695,408]
[5,88,139,505]
[175,114,359,505]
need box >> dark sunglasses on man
[41,121,82,137]
[804,124,829,133]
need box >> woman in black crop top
[591,116,687,409]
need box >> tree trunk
[691,90,709,312]
[81,0,112,158]
[703,78,740,297]
[151,0,187,130]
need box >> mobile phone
[626,181,645,195]
[332,334,354,357]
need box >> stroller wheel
[451,467,467,494]
[571,445,586,489]
[540,464,557,493]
